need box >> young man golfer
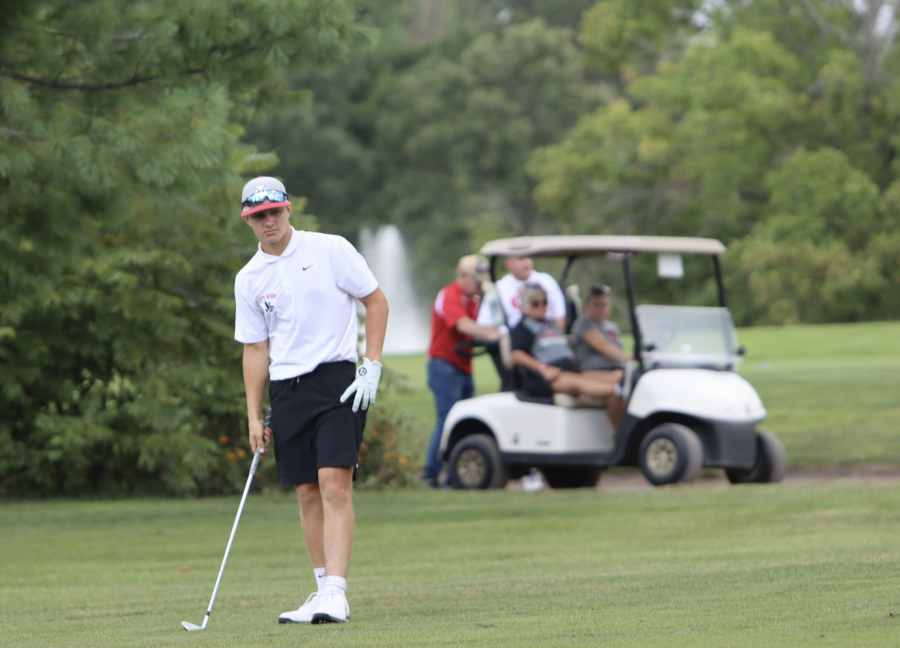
[233,177,389,624]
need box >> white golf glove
[340,358,382,412]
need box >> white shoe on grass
[278,592,319,624]
[311,588,350,623]
[522,469,544,491]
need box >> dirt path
[601,464,900,491]
[506,464,900,491]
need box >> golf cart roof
[479,235,726,258]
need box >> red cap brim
[241,200,291,217]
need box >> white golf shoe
[311,588,350,623]
[278,592,319,624]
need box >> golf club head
[182,621,203,631]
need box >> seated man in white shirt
[477,256,566,333]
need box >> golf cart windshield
[636,305,741,370]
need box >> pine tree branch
[0,38,289,91]
[0,127,28,139]
[0,67,195,90]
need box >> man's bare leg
[605,393,626,429]
[317,466,355,578]
[581,369,623,384]
[295,482,326,569]
[552,372,617,399]
[277,482,328,624]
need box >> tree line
[2,0,897,495]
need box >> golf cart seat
[564,284,582,333]
[496,333,606,409]
[552,393,606,408]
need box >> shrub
[356,406,418,490]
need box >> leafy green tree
[373,18,599,294]
[530,0,900,324]
[245,9,599,301]
[0,0,364,495]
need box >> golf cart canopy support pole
[622,252,643,363]
[559,255,576,293]
[713,255,727,308]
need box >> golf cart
[439,235,786,489]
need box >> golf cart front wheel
[448,434,508,490]
[639,423,703,486]
[725,430,787,484]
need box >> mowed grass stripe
[2,483,899,647]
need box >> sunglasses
[242,189,289,209]
[529,299,548,307]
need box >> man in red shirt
[423,255,501,487]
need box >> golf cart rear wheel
[639,423,703,486]
[448,434,508,490]
[725,430,787,484]
[541,467,601,489]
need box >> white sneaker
[522,469,544,492]
[278,592,319,624]
[311,588,350,623]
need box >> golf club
[182,408,271,631]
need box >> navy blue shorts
[520,358,579,396]
[269,361,367,485]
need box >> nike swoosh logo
[303,264,314,271]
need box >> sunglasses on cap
[242,189,289,209]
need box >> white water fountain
[359,225,431,356]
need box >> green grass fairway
[3,484,900,647]
[379,321,900,469]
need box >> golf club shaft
[200,447,260,626]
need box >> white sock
[323,575,347,595]
[314,567,326,591]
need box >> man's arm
[583,329,633,362]
[455,317,501,340]
[339,287,389,412]
[511,349,561,383]
[359,287,389,362]
[243,340,270,454]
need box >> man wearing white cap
[422,255,501,487]
[233,176,389,624]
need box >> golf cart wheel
[448,434,508,490]
[725,430,787,484]
[639,423,703,486]
[541,467,601,489]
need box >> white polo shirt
[234,228,379,381]
[476,270,566,329]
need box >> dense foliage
[0,0,364,495]
[247,1,900,325]
[530,0,900,324]
[245,1,601,298]
[4,0,899,495]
